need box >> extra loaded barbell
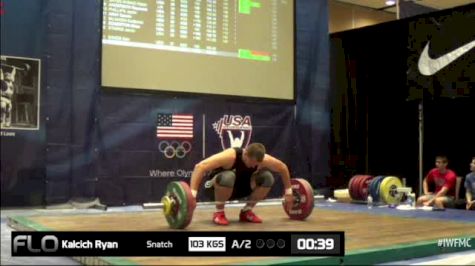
[155,178,315,229]
[349,175,405,204]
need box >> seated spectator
[417,155,456,209]
[465,157,475,210]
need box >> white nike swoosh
[417,40,475,76]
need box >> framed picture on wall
[0,55,41,130]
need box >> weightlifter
[190,143,294,225]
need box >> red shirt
[426,168,457,197]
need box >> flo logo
[212,115,252,150]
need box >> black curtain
[330,22,419,189]
[330,3,475,192]
[423,98,475,177]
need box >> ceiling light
[386,0,396,5]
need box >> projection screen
[102,0,294,100]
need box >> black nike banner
[407,3,475,99]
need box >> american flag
[156,114,193,139]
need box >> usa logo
[212,115,252,150]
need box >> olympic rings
[158,140,192,159]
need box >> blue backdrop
[0,0,331,206]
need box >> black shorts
[203,170,252,201]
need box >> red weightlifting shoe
[213,211,229,225]
[239,209,262,223]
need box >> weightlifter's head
[243,143,266,168]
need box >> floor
[1,203,474,265]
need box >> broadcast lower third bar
[11,231,345,257]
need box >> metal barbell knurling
[148,194,323,210]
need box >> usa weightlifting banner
[12,231,344,257]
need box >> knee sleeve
[215,170,236,188]
[255,170,274,187]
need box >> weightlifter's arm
[260,155,293,210]
[260,155,292,194]
[190,149,235,198]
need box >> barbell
[1,63,31,72]
[348,175,404,204]
[157,178,315,229]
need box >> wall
[328,1,395,33]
